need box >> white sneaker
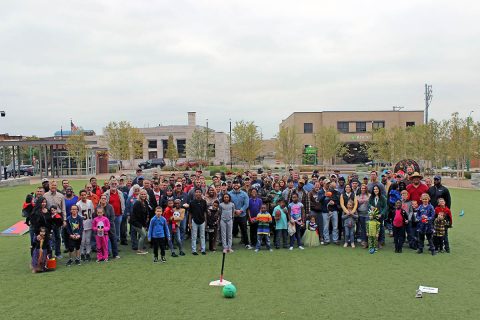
[299,246,305,250]
[352,244,356,248]
[289,246,293,251]
[245,245,252,250]
[254,249,259,252]
[343,243,348,248]
[269,249,273,252]
[320,241,325,245]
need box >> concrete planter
[472,173,480,190]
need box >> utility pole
[229,119,232,170]
[206,119,209,164]
[424,83,433,124]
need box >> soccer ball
[222,283,237,298]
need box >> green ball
[222,283,237,298]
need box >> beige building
[138,112,229,165]
[280,109,424,163]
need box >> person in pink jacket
[92,207,111,262]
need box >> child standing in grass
[163,200,179,258]
[31,227,49,273]
[302,215,320,247]
[288,193,305,251]
[66,205,83,267]
[255,204,272,252]
[367,207,380,254]
[92,207,110,262]
[416,193,436,255]
[392,200,409,253]
[434,198,452,253]
[342,200,358,248]
[272,199,288,249]
[148,207,171,263]
[433,211,449,253]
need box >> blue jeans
[108,232,118,257]
[167,223,183,253]
[191,221,206,253]
[358,216,369,242]
[52,226,62,256]
[322,211,338,243]
[344,226,354,244]
[256,234,271,250]
[275,229,288,248]
[114,215,122,242]
[289,224,303,247]
[130,224,138,250]
[180,213,188,241]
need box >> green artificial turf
[1,183,479,319]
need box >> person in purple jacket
[247,188,263,248]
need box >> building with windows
[280,109,425,164]
[138,112,229,165]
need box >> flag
[71,120,78,132]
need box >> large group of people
[24,166,453,272]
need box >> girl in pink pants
[93,207,110,262]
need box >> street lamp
[206,119,209,164]
[229,119,232,170]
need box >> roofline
[288,110,424,113]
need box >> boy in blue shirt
[148,206,171,263]
[272,199,288,249]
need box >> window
[356,122,367,132]
[176,139,186,158]
[406,122,415,127]
[162,140,168,158]
[337,121,349,133]
[208,144,215,157]
[148,151,157,159]
[303,123,313,133]
[147,140,157,149]
[372,121,385,130]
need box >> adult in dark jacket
[428,175,451,208]
[29,196,53,255]
[187,189,208,255]
[318,181,341,245]
[130,190,149,254]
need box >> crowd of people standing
[24,166,453,272]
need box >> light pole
[229,119,232,170]
[206,119,209,165]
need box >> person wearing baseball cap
[428,175,451,209]
[41,178,50,192]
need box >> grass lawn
[1,182,480,319]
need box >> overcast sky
[1,0,479,138]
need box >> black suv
[138,158,166,170]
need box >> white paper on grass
[418,286,439,294]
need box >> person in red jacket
[434,198,452,253]
[406,172,429,204]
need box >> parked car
[4,164,34,177]
[365,160,392,168]
[138,158,166,170]
[176,160,208,169]
[18,165,34,176]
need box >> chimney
[188,112,196,126]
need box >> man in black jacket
[187,189,207,255]
[428,176,451,208]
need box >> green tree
[104,121,144,165]
[66,132,87,173]
[186,128,214,164]
[165,134,179,167]
[232,120,262,168]
[275,126,302,168]
[314,126,347,171]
